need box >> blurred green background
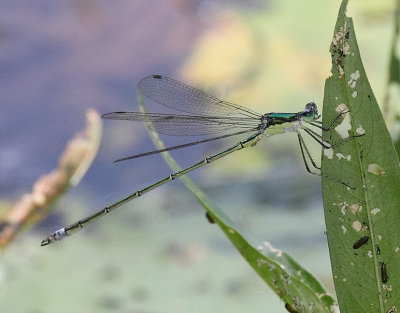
[0,0,394,312]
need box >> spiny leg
[298,130,355,190]
[307,125,365,150]
[297,132,321,175]
[301,126,360,154]
[309,110,349,131]
[302,127,331,149]
[308,110,365,148]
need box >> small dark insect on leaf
[285,303,298,313]
[381,262,388,283]
[205,212,215,224]
[352,236,369,249]
[377,246,381,255]
[345,31,349,39]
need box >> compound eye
[306,102,316,111]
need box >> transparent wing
[102,112,260,136]
[137,75,261,119]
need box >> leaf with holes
[321,1,400,312]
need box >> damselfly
[41,75,346,246]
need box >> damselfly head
[302,102,319,122]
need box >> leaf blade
[322,1,400,312]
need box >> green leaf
[322,1,400,312]
[138,94,336,312]
[385,1,400,156]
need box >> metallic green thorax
[262,102,319,136]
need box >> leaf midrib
[347,75,384,312]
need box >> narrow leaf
[322,1,400,312]
[383,0,400,114]
[385,0,400,156]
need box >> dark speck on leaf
[285,303,298,313]
[381,262,388,283]
[205,212,215,224]
[352,236,369,249]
